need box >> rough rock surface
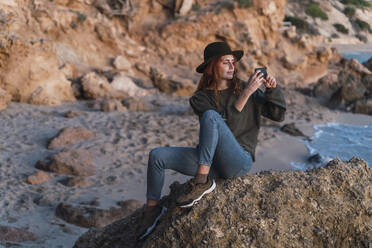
[280,123,307,137]
[56,200,142,228]
[313,58,372,114]
[58,176,92,187]
[48,127,96,149]
[74,158,372,248]
[0,42,76,106]
[0,88,12,110]
[363,57,372,71]
[100,99,128,112]
[81,72,128,100]
[0,225,39,242]
[36,149,96,176]
[25,170,52,185]
[0,0,345,105]
[121,96,154,112]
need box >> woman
[137,41,286,240]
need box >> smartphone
[254,67,267,79]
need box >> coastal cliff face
[0,0,338,106]
[286,0,372,44]
[73,158,372,248]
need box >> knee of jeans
[201,110,220,122]
[148,147,163,169]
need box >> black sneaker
[176,177,216,208]
[137,205,167,240]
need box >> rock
[112,56,131,71]
[354,99,372,115]
[25,170,52,185]
[56,200,142,228]
[284,26,297,40]
[346,59,371,75]
[280,123,307,137]
[150,67,195,96]
[0,43,76,106]
[48,127,96,149]
[37,149,96,176]
[0,225,39,242]
[362,75,372,92]
[307,154,322,164]
[313,73,339,98]
[0,87,11,110]
[73,158,372,248]
[339,79,366,103]
[100,99,128,112]
[316,47,332,64]
[175,0,193,16]
[121,96,154,112]
[135,62,151,75]
[110,74,149,97]
[116,199,143,209]
[328,79,366,109]
[363,57,372,71]
[64,111,82,118]
[281,55,307,71]
[59,176,92,187]
[81,72,127,99]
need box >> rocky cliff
[0,0,337,107]
[74,157,372,248]
[286,0,372,44]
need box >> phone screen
[255,67,267,79]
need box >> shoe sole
[139,206,167,240]
[179,179,216,208]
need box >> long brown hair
[196,56,242,106]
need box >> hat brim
[196,50,244,73]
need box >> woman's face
[216,54,235,80]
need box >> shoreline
[253,110,372,174]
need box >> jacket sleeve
[255,87,286,122]
[189,90,217,118]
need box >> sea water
[342,52,372,63]
[291,123,372,170]
[290,52,372,170]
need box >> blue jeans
[146,110,253,200]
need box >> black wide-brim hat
[196,41,244,73]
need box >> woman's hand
[243,70,265,95]
[264,74,277,89]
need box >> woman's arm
[234,71,265,112]
[189,90,217,117]
[261,75,286,121]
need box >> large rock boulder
[362,56,372,71]
[150,67,196,96]
[56,200,142,228]
[0,88,11,110]
[81,72,127,99]
[36,149,96,176]
[313,58,372,114]
[48,127,96,149]
[25,170,53,185]
[74,158,371,248]
[110,74,150,97]
[0,42,76,106]
[354,99,372,115]
[0,225,39,242]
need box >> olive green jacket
[189,85,286,161]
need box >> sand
[0,92,371,247]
